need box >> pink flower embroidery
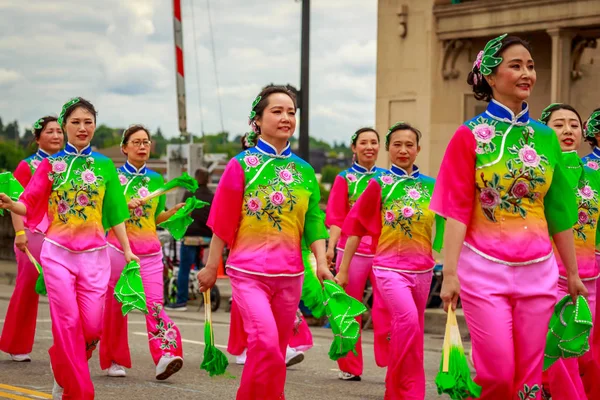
[278,169,294,184]
[247,197,262,212]
[385,210,395,223]
[519,145,541,168]
[118,174,128,185]
[57,200,70,215]
[407,188,421,200]
[578,210,589,225]
[52,160,67,173]
[346,173,357,182]
[511,181,529,199]
[480,187,501,209]
[381,175,394,185]
[402,206,414,219]
[82,169,97,184]
[138,187,150,198]
[244,155,260,168]
[587,161,600,171]
[31,159,41,169]
[475,147,484,155]
[76,193,89,207]
[472,123,496,144]
[579,185,594,200]
[134,207,144,217]
[269,191,286,206]
[164,328,178,341]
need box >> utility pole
[299,0,310,162]
[172,0,188,140]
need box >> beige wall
[377,0,600,175]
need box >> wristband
[15,230,25,237]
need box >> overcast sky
[0,0,376,145]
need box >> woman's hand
[0,194,14,210]
[124,250,140,264]
[197,266,218,293]
[441,273,461,312]
[325,246,336,267]
[128,198,145,210]
[335,268,349,289]
[567,273,588,302]
[14,233,27,252]
[317,261,335,285]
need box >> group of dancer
[2,32,600,400]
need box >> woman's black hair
[32,116,59,140]
[121,124,151,145]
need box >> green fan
[142,172,198,202]
[435,307,481,399]
[24,248,46,296]
[300,249,326,318]
[544,295,593,371]
[200,290,229,376]
[0,172,24,216]
[323,280,367,361]
[114,260,148,316]
[158,197,209,240]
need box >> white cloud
[0,0,377,146]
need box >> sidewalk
[0,258,467,336]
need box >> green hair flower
[586,110,600,138]
[248,95,262,121]
[33,118,44,130]
[475,34,507,76]
[57,98,81,126]
[540,103,561,125]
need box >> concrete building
[376,0,600,174]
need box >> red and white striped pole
[173,0,187,137]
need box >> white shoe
[10,353,31,362]
[235,349,247,365]
[338,371,361,381]
[285,347,304,367]
[107,362,127,377]
[155,354,183,380]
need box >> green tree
[0,141,26,171]
[320,165,342,184]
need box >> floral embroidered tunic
[20,143,130,253]
[13,149,52,233]
[581,147,600,256]
[430,100,577,266]
[554,151,600,280]
[342,164,445,273]
[107,161,166,256]
[207,139,328,277]
[326,162,385,257]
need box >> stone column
[547,28,574,104]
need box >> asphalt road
[0,297,452,399]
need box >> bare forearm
[8,201,26,217]
[339,235,360,274]
[310,239,327,266]
[442,218,467,276]
[111,223,132,253]
[11,212,25,232]
[553,229,578,278]
[156,209,176,225]
[205,234,226,271]
[327,225,342,251]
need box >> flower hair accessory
[120,128,128,146]
[248,95,262,121]
[244,131,258,147]
[585,110,600,138]
[539,103,561,125]
[471,33,507,85]
[57,98,81,126]
[33,118,44,130]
